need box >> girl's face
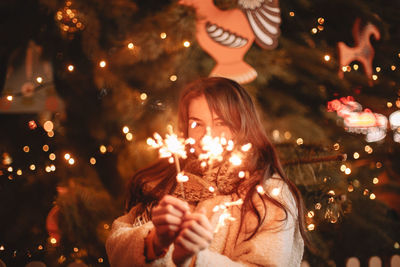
[187,95,233,154]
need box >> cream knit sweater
[106,177,304,267]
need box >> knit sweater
[105,174,304,267]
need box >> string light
[296,138,303,145]
[317,17,325,24]
[238,171,245,178]
[324,55,331,61]
[364,145,373,154]
[67,65,74,72]
[289,11,295,16]
[49,153,56,160]
[37,245,43,250]
[73,247,79,253]
[375,67,381,72]
[50,237,57,244]
[43,121,54,132]
[64,153,71,160]
[317,25,324,31]
[333,143,340,150]
[284,131,291,139]
[183,41,191,47]
[307,211,315,218]
[43,145,49,152]
[353,64,359,70]
[98,258,104,263]
[376,162,382,168]
[45,166,51,172]
[311,28,318,34]
[7,95,13,101]
[307,224,315,231]
[127,43,134,49]
[372,74,378,80]
[373,177,379,184]
[30,164,36,170]
[348,185,354,192]
[391,65,396,71]
[315,203,322,210]
[36,77,43,83]
[7,166,13,172]
[126,133,133,141]
[160,32,167,39]
[170,75,177,81]
[387,102,393,108]
[99,60,106,68]
[353,152,360,159]
[100,145,107,154]
[90,157,96,165]
[47,131,54,138]
[370,193,376,200]
[345,168,351,175]
[68,158,75,165]
[23,146,30,153]
[16,169,22,175]
[122,126,129,134]
[140,93,147,100]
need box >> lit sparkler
[147,125,194,198]
[213,199,243,233]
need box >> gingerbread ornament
[337,18,380,85]
[179,0,281,84]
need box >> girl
[106,77,307,266]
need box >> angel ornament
[179,0,281,84]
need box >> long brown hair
[126,77,309,243]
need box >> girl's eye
[215,121,226,126]
[190,121,200,129]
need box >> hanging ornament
[327,96,389,142]
[337,18,380,85]
[179,0,281,84]
[55,1,85,34]
[0,40,64,114]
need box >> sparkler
[147,125,194,199]
[213,199,243,233]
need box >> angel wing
[238,0,281,49]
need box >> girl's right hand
[151,195,190,253]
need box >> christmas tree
[0,0,399,266]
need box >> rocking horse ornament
[179,0,281,84]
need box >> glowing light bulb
[68,65,74,72]
[238,171,245,178]
[43,121,54,132]
[170,75,177,81]
[100,145,107,154]
[289,11,295,16]
[140,93,147,100]
[68,158,75,165]
[6,95,13,101]
[353,152,359,159]
[126,133,133,141]
[128,43,134,49]
[99,60,106,68]
[90,157,96,165]
[36,77,43,83]
[296,138,303,145]
[122,126,129,134]
[353,64,359,70]
[160,32,167,39]
[345,168,351,175]
[183,41,191,47]
[324,55,331,61]
[373,177,379,184]
[307,224,315,231]
[64,153,71,160]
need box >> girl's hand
[172,208,214,266]
[151,195,190,254]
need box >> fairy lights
[170,75,177,81]
[160,32,167,39]
[128,43,134,49]
[99,60,106,68]
[183,41,191,47]
[68,65,74,72]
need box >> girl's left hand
[172,208,214,266]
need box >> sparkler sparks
[147,125,194,199]
[213,199,243,233]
